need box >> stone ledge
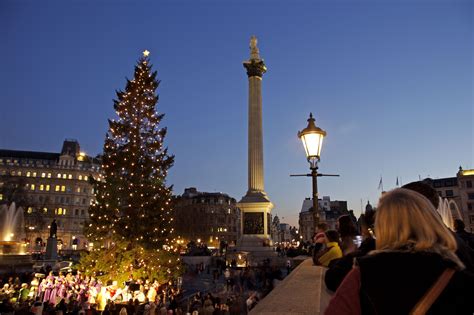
[249,259,332,315]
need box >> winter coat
[325,248,474,315]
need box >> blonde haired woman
[325,188,474,315]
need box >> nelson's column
[237,36,275,258]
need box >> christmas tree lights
[80,51,181,284]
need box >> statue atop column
[50,219,57,238]
[250,35,260,60]
[244,35,266,78]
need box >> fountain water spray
[0,202,26,242]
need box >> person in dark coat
[454,219,474,249]
[403,181,474,272]
[325,211,376,291]
[325,188,474,315]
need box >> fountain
[0,202,33,273]
[437,197,463,231]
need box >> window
[61,185,66,192]
[78,175,83,180]
[47,173,52,178]
[32,172,37,177]
[41,173,46,178]
[46,185,50,191]
[26,172,31,177]
[468,203,472,211]
[10,171,15,176]
[445,190,454,197]
[43,207,48,213]
[84,176,88,181]
[57,208,63,215]
[81,209,85,215]
[30,184,35,191]
[27,207,33,214]
[57,173,62,178]
[470,215,474,224]
[76,187,81,193]
[39,184,44,191]
[468,181,473,188]
[55,185,60,192]
[82,198,86,205]
[68,174,72,179]
[469,193,474,200]
[62,174,67,179]
[0,194,2,201]
[17,171,22,176]
[75,209,79,216]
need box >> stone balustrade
[250,258,333,315]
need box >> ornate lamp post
[292,113,338,232]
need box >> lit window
[46,185,50,191]
[27,207,33,214]
[78,175,83,180]
[41,173,46,178]
[55,185,60,192]
[32,172,37,177]
[62,174,67,179]
[57,208,62,215]
[61,186,66,192]
[30,184,35,191]
[76,187,81,193]
[11,171,15,176]
[68,174,72,179]
[84,176,88,181]
[26,172,31,177]
[43,207,48,213]
[0,194,3,201]
[57,173,62,178]
[63,208,67,215]
[47,173,52,178]
[39,184,44,191]
[17,171,22,176]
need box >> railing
[250,258,333,315]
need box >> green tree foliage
[80,53,181,284]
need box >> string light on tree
[80,51,181,284]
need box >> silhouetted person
[50,220,57,238]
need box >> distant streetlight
[291,113,338,232]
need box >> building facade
[299,196,349,242]
[173,187,240,247]
[0,140,101,249]
[423,167,474,232]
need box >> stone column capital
[243,59,267,78]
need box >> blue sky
[1,0,472,226]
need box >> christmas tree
[80,51,181,284]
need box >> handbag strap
[410,268,455,315]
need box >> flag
[378,177,383,190]
[396,177,399,186]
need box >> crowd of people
[311,182,474,314]
[0,271,183,315]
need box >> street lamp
[298,113,326,168]
[292,113,338,232]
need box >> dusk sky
[1,0,472,226]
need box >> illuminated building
[173,187,240,247]
[0,139,101,249]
